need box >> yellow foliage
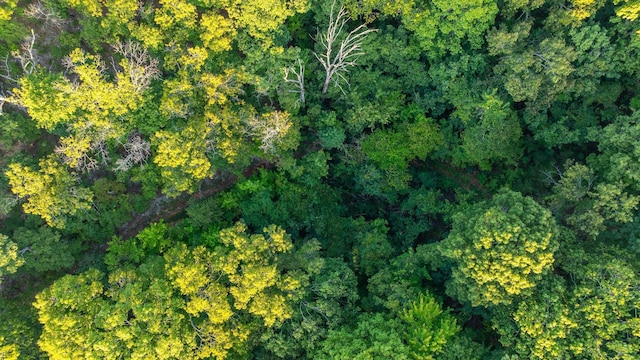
[179,46,210,71]
[617,0,640,35]
[6,156,93,228]
[569,0,605,21]
[129,24,164,49]
[63,0,102,17]
[13,74,77,130]
[200,12,237,52]
[0,0,17,22]
[154,0,197,30]
[153,121,213,196]
[226,0,309,49]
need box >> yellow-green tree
[35,222,309,359]
[439,189,559,307]
[494,247,640,359]
[153,120,213,197]
[5,156,93,228]
[0,234,23,286]
[11,45,157,172]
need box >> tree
[439,189,559,307]
[493,247,640,359]
[401,0,498,59]
[351,218,393,277]
[492,275,578,359]
[283,58,306,106]
[35,222,311,359]
[313,312,412,360]
[153,120,214,197]
[457,90,522,170]
[12,226,79,273]
[0,234,22,286]
[5,156,93,228]
[401,292,460,360]
[245,110,298,155]
[0,337,19,360]
[361,114,443,191]
[545,161,639,239]
[313,291,459,360]
[10,71,76,130]
[259,254,359,358]
[314,1,377,94]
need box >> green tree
[351,218,393,276]
[314,312,412,360]
[11,226,79,273]
[457,90,522,170]
[401,292,460,360]
[402,0,498,59]
[361,114,443,191]
[346,0,498,59]
[546,160,639,239]
[440,189,559,307]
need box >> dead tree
[113,41,161,93]
[115,134,151,172]
[283,58,305,106]
[0,29,37,84]
[245,111,292,154]
[24,2,67,32]
[314,1,376,94]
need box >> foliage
[153,120,213,197]
[457,90,522,170]
[313,312,412,360]
[495,246,640,359]
[12,225,80,273]
[34,222,311,359]
[5,156,93,228]
[0,234,22,285]
[2,0,640,358]
[440,189,559,307]
[400,292,460,359]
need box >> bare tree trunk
[283,58,306,106]
[314,1,376,94]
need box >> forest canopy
[1,0,640,359]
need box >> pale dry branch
[314,1,376,94]
[113,41,161,92]
[14,29,37,75]
[0,54,18,83]
[541,164,564,186]
[0,30,38,83]
[24,2,68,31]
[246,111,292,154]
[115,134,151,171]
[283,58,306,106]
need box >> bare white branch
[113,41,161,93]
[115,134,151,172]
[1,29,38,81]
[314,1,376,94]
[24,2,68,31]
[283,58,306,106]
[245,111,292,154]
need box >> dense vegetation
[1,0,640,358]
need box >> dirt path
[116,159,273,240]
